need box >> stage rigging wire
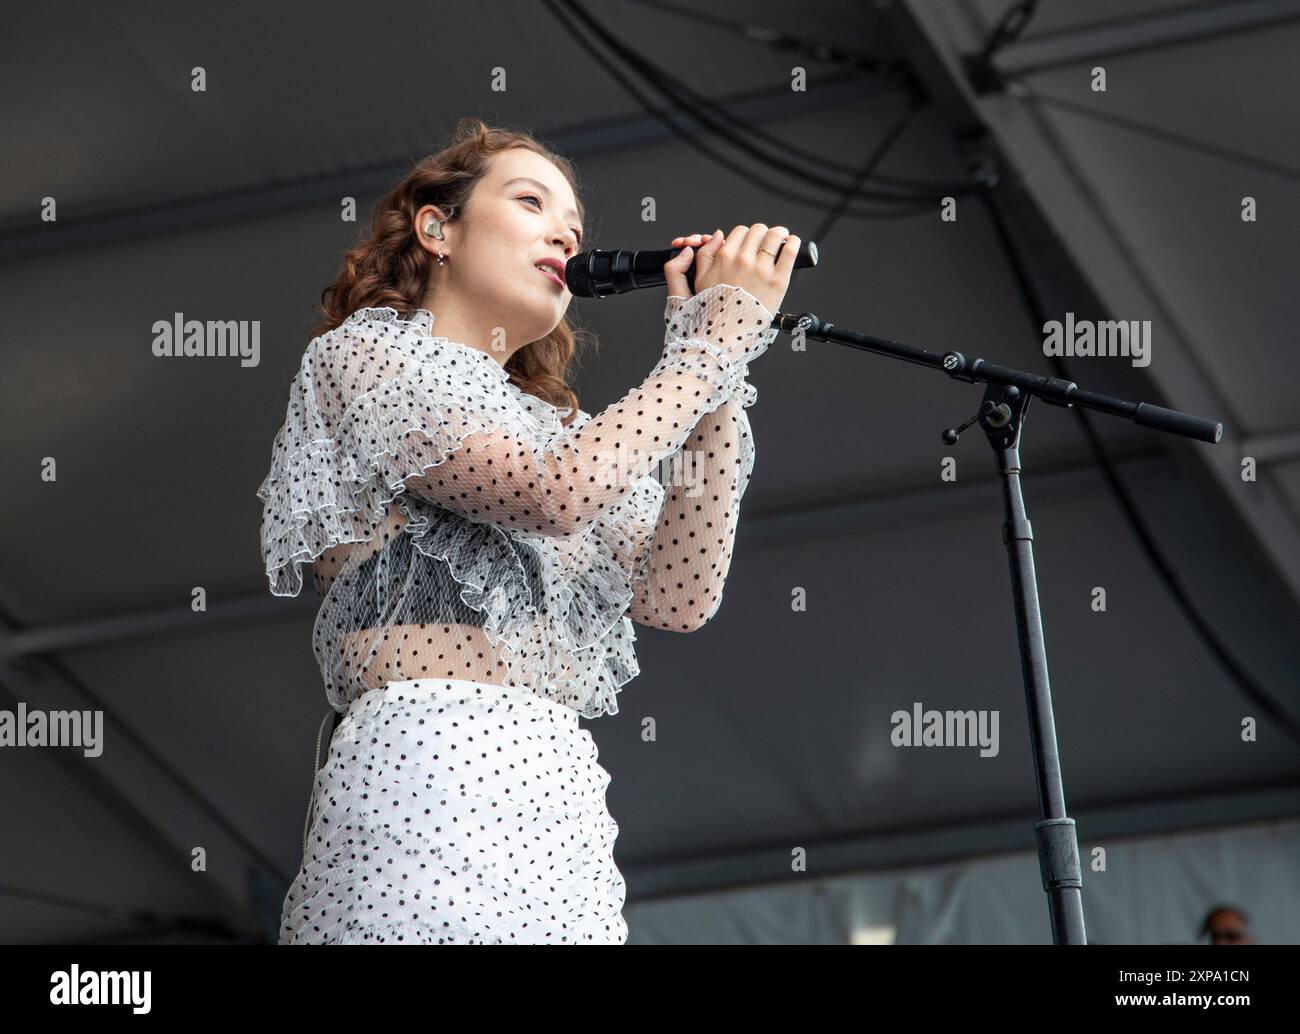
[542,0,964,218]
[811,100,927,243]
[606,0,975,194]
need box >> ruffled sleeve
[256,308,543,598]
[258,289,776,601]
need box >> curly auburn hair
[310,117,595,426]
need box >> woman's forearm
[627,397,745,632]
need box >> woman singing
[258,117,796,943]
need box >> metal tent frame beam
[880,0,1300,613]
[987,0,1300,77]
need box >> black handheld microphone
[565,239,819,298]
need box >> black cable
[555,0,950,202]
[616,0,972,194]
[552,0,928,202]
[974,181,1300,750]
[979,0,1040,56]
[964,0,1041,94]
[621,0,908,83]
[812,100,925,244]
[542,0,939,220]
[1008,79,1300,185]
[547,0,965,208]
[973,0,1041,66]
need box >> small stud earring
[436,251,445,266]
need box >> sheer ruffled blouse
[256,283,777,718]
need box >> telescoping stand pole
[766,305,1222,945]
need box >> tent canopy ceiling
[2,0,1297,942]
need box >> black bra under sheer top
[336,528,548,631]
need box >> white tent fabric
[627,818,1300,944]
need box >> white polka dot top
[257,283,778,719]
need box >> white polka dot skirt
[279,679,627,944]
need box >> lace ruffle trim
[258,289,766,717]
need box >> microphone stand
[767,307,1223,945]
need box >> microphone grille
[564,251,611,298]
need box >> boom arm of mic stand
[770,310,1224,444]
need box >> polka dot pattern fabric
[279,678,626,944]
[256,282,777,720]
